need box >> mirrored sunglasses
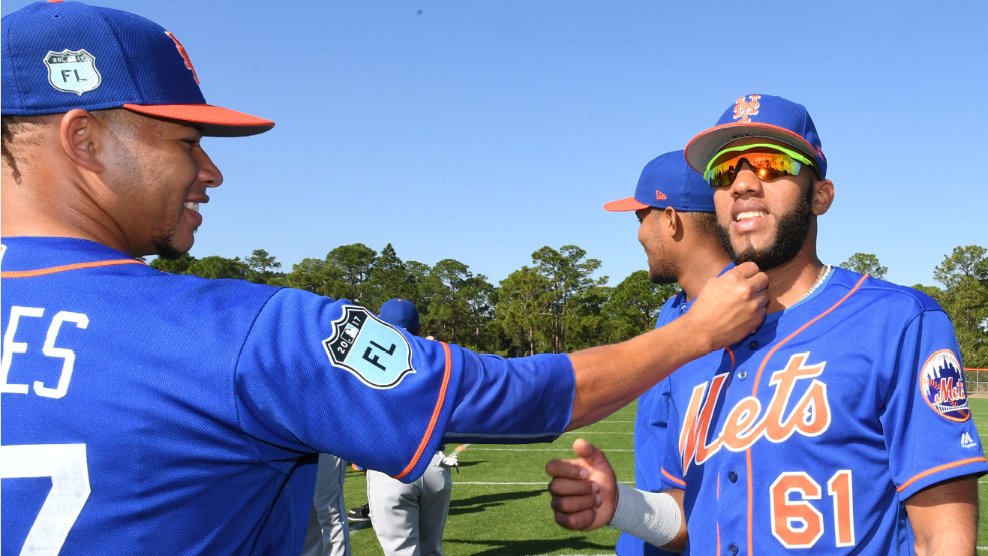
[704,143,815,189]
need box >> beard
[152,229,187,260]
[648,262,679,285]
[717,187,813,271]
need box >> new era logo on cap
[2,0,273,137]
[685,94,827,178]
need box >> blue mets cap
[603,150,714,213]
[685,94,827,178]
[379,298,420,333]
[1,0,274,137]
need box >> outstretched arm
[566,261,767,429]
[906,475,979,554]
[546,439,687,550]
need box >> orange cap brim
[123,103,274,137]
[603,196,649,212]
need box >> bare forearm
[566,316,711,429]
[907,476,979,555]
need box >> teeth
[736,211,765,221]
[184,202,199,213]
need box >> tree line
[151,244,988,368]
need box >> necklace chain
[800,264,832,302]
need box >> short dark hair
[0,115,45,183]
[684,211,719,236]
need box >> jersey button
[748,340,759,350]
[736,370,748,380]
[729,543,740,555]
[728,471,738,483]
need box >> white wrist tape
[609,483,682,548]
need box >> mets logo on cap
[44,49,101,95]
[323,305,415,389]
[920,349,970,422]
[733,94,761,123]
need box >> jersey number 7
[1,443,91,555]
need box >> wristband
[609,483,682,547]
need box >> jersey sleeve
[232,289,575,481]
[442,349,573,443]
[883,309,988,499]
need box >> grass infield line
[453,481,637,486]
[460,447,634,452]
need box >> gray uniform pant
[366,451,452,556]
[302,453,351,556]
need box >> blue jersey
[0,237,575,554]
[615,291,685,556]
[660,267,988,555]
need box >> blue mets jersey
[0,237,575,554]
[660,267,987,555]
[616,291,684,556]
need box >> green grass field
[343,398,988,555]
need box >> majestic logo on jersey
[323,305,415,389]
[44,49,102,95]
[961,432,977,449]
[679,352,831,471]
[920,349,970,422]
[732,95,761,123]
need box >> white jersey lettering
[1,306,89,399]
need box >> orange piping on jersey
[716,522,722,554]
[744,273,869,555]
[746,447,754,553]
[1,258,145,278]
[661,467,686,488]
[896,456,987,493]
[716,477,722,553]
[395,341,453,480]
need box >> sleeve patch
[322,305,415,389]
[919,349,970,422]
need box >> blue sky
[5,1,986,288]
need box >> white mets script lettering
[1,306,89,399]
[679,352,831,469]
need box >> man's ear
[59,109,105,173]
[663,207,683,239]
[811,179,835,215]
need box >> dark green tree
[186,255,248,279]
[495,267,552,356]
[150,253,195,274]
[245,249,284,285]
[418,259,493,349]
[326,243,377,303]
[929,246,988,369]
[366,243,417,310]
[839,252,888,279]
[284,257,336,295]
[601,270,679,342]
[531,245,607,353]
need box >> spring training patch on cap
[45,49,102,96]
[323,305,415,389]
[920,349,970,422]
